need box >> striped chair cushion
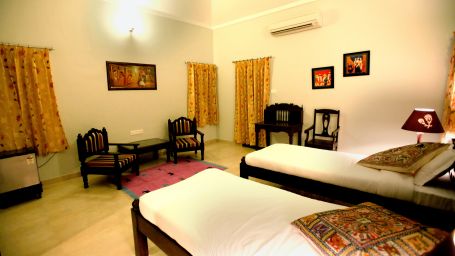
[175,137,200,149]
[86,154,136,168]
[174,120,192,134]
[85,132,106,153]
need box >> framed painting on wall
[312,66,334,89]
[343,50,370,77]
[106,61,157,90]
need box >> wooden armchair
[304,109,340,151]
[76,127,139,190]
[168,117,204,164]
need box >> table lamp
[401,108,444,143]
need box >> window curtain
[186,62,218,127]
[234,57,271,147]
[442,32,455,136]
[0,45,68,156]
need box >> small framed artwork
[312,66,334,89]
[343,50,370,77]
[106,61,157,90]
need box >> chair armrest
[304,125,315,143]
[196,130,204,142]
[331,127,340,142]
[304,125,315,134]
[331,127,340,137]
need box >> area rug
[121,157,226,198]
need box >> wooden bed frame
[240,157,455,231]
[131,177,455,256]
[131,199,191,256]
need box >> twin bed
[241,143,455,229]
[131,143,455,255]
[132,169,345,255]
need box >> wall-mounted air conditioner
[269,13,321,36]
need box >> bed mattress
[244,143,455,211]
[139,168,344,256]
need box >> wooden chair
[168,117,204,164]
[304,109,340,151]
[76,127,139,190]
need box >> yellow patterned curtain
[187,62,218,127]
[234,57,271,147]
[0,45,68,156]
[442,33,455,136]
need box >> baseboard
[205,138,220,145]
[206,139,235,144]
[41,172,80,185]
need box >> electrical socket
[130,129,144,135]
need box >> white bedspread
[139,168,344,256]
[244,144,455,211]
[245,144,414,200]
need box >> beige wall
[0,0,215,180]
[214,0,455,154]
[1,0,455,180]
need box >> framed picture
[312,66,334,89]
[106,61,157,90]
[343,50,370,77]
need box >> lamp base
[416,132,423,143]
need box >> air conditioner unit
[269,13,321,36]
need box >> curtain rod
[185,61,215,65]
[232,56,272,63]
[0,42,54,51]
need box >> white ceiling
[137,0,212,27]
[211,0,315,27]
[112,0,317,28]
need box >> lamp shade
[401,108,444,133]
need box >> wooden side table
[118,138,170,162]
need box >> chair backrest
[312,109,340,139]
[264,103,303,125]
[77,127,109,161]
[168,117,197,141]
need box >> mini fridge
[0,148,42,207]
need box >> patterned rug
[121,157,226,198]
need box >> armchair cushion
[85,154,136,168]
[175,137,200,149]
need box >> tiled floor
[0,140,254,256]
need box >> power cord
[37,153,56,168]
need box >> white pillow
[414,148,455,186]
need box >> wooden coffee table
[118,138,170,162]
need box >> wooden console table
[118,138,170,162]
[255,103,303,149]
